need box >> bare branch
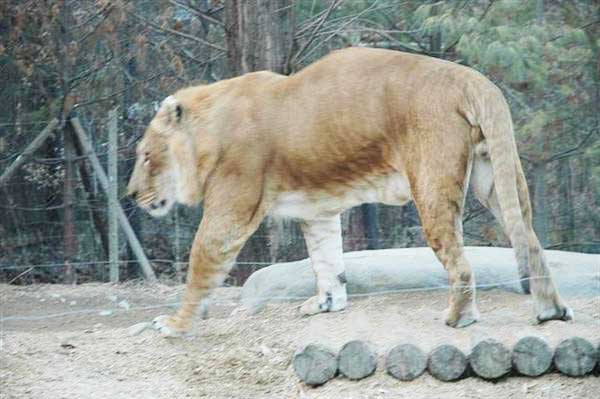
[68,53,114,89]
[168,0,224,26]
[77,5,114,44]
[548,128,598,162]
[129,12,226,52]
[291,0,343,66]
[73,73,162,108]
[296,0,383,66]
[360,29,422,53]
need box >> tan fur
[127,48,571,333]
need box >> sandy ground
[1,282,599,399]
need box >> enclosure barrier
[293,336,599,386]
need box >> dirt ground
[1,282,598,399]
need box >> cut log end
[338,340,378,380]
[554,337,597,377]
[471,338,511,380]
[512,336,553,377]
[293,344,338,386]
[428,344,468,381]
[385,343,426,381]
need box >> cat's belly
[269,172,412,220]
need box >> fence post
[108,108,119,282]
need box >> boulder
[242,247,597,310]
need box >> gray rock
[98,310,113,316]
[242,247,598,311]
[118,300,130,310]
[127,322,151,336]
[471,339,511,379]
[386,344,426,381]
[293,344,337,386]
[338,340,377,380]
[428,344,467,381]
[554,337,597,377]
[512,336,553,377]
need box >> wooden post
[63,123,78,284]
[108,108,119,282]
[0,119,59,187]
[70,116,157,282]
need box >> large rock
[242,247,598,310]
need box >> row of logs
[293,337,599,386]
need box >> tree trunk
[107,108,119,283]
[532,162,548,247]
[224,0,297,264]
[557,159,574,246]
[536,0,544,24]
[430,3,443,57]
[224,0,294,76]
[361,204,381,250]
[63,125,77,284]
[72,129,110,259]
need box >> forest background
[0,0,598,284]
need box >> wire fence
[1,0,599,286]
[1,137,599,286]
[1,113,599,288]
[2,272,599,323]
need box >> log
[385,343,426,381]
[470,339,511,379]
[293,344,337,386]
[427,344,468,381]
[554,337,597,377]
[70,117,156,281]
[512,336,553,377]
[0,119,59,186]
[338,340,377,380]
